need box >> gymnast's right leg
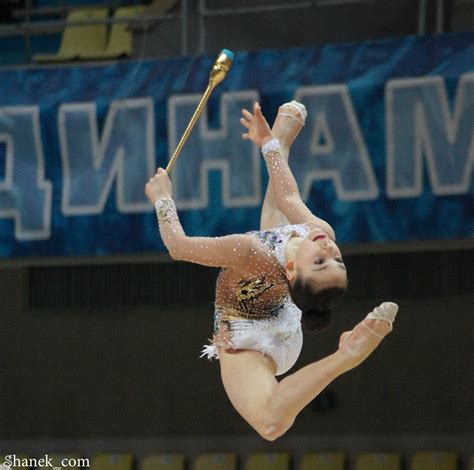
[259,102,305,230]
[218,306,396,441]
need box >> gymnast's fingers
[241,108,253,120]
[242,132,250,140]
[240,117,250,128]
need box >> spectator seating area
[1,451,472,470]
[0,1,179,65]
[32,6,146,62]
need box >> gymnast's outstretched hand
[240,102,275,148]
[145,167,173,204]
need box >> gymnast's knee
[258,414,293,441]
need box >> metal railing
[198,0,374,53]
[198,0,450,53]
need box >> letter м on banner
[386,74,474,198]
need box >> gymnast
[145,100,398,441]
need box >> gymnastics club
[165,49,234,174]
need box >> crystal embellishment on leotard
[250,229,283,253]
[261,138,281,156]
[252,224,310,269]
[155,197,179,223]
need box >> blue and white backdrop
[0,32,473,257]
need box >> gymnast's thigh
[218,348,278,426]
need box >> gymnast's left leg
[219,307,395,441]
[219,348,344,441]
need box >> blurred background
[0,0,473,469]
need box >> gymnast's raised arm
[241,102,335,240]
[145,168,252,268]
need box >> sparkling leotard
[154,139,335,375]
[202,223,312,375]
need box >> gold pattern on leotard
[237,276,273,301]
[236,276,274,313]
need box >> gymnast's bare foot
[271,101,307,152]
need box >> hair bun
[301,308,333,332]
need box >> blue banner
[0,32,473,258]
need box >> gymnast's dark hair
[288,276,347,332]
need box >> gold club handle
[165,50,233,174]
[165,83,213,174]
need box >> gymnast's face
[287,229,347,289]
